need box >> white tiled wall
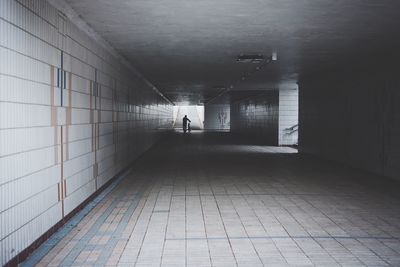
[0,0,173,265]
[204,104,230,131]
[278,89,298,146]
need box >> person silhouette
[182,115,191,133]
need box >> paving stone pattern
[29,133,400,266]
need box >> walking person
[182,115,191,133]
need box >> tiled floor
[26,132,400,266]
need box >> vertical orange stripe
[50,66,58,165]
[96,123,100,151]
[60,125,65,217]
[68,72,72,106]
[65,72,72,161]
[54,126,59,164]
[50,66,56,125]
[64,180,67,198]
[90,80,94,123]
[65,125,69,161]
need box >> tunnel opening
[173,105,204,131]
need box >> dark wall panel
[230,91,279,145]
[299,71,400,180]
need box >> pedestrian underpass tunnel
[1,1,400,266]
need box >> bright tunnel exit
[173,105,205,130]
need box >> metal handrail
[283,124,298,134]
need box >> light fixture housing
[272,50,278,61]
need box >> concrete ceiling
[65,0,400,104]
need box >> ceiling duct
[236,54,265,63]
[234,51,278,82]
